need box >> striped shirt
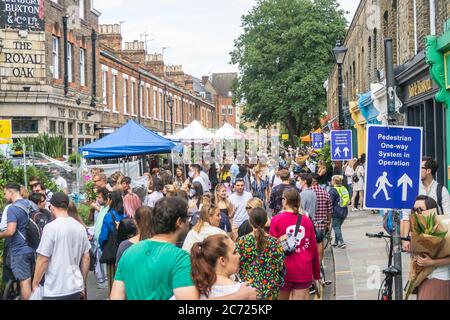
[311,185,332,231]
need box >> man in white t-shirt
[31,193,91,300]
[189,164,209,193]
[51,168,68,194]
[229,178,252,240]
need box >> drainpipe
[181,93,185,128]
[63,16,68,96]
[413,0,418,55]
[91,29,97,107]
[430,0,436,36]
[138,72,142,124]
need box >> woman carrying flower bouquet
[412,195,450,300]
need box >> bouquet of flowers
[405,209,450,299]
[85,180,97,202]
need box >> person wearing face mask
[144,178,164,208]
[297,173,316,220]
[187,182,204,222]
[189,164,209,193]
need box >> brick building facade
[97,24,216,136]
[0,0,101,154]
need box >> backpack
[13,201,41,250]
[334,186,350,208]
[437,183,444,215]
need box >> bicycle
[366,232,410,300]
[2,264,21,300]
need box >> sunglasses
[246,206,253,210]
[411,207,423,214]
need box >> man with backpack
[0,182,37,300]
[401,156,450,251]
[311,174,332,262]
[329,175,350,249]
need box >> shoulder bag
[100,212,119,264]
[278,213,303,255]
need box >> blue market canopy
[80,120,176,159]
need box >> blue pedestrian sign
[331,130,353,161]
[364,125,423,210]
[312,133,324,150]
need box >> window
[146,88,151,118]
[221,106,227,115]
[79,0,85,20]
[58,122,65,134]
[131,81,136,115]
[68,122,73,135]
[78,123,83,135]
[85,124,90,135]
[80,48,86,86]
[102,70,107,105]
[140,85,144,118]
[112,74,117,112]
[228,106,233,115]
[159,91,163,121]
[12,119,38,133]
[67,43,73,82]
[124,79,129,114]
[49,120,56,134]
[52,37,59,79]
[153,88,157,120]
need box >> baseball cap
[50,192,70,208]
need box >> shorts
[315,229,325,244]
[281,280,313,291]
[10,252,35,281]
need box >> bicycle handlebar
[366,232,410,242]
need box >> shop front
[397,51,447,185]
[426,19,450,187]
[350,100,366,158]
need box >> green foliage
[317,143,333,171]
[85,180,97,202]
[231,0,347,145]
[0,156,61,210]
[413,212,448,239]
[68,153,82,165]
[18,134,66,159]
[77,203,92,226]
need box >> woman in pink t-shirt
[269,188,320,300]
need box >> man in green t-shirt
[110,197,257,300]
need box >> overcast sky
[94,0,359,78]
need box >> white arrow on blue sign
[331,130,353,161]
[312,133,324,150]
[364,125,423,210]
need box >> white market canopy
[167,120,216,142]
[215,122,247,140]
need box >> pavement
[331,209,414,300]
[87,271,109,300]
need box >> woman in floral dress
[236,207,285,300]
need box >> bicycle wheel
[323,229,332,250]
[2,280,21,300]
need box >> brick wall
[44,0,99,94]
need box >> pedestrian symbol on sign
[373,172,393,200]
[334,147,341,157]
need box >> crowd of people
[0,147,449,300]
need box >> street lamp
[333,40,347,130]
[167,95,174,134]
